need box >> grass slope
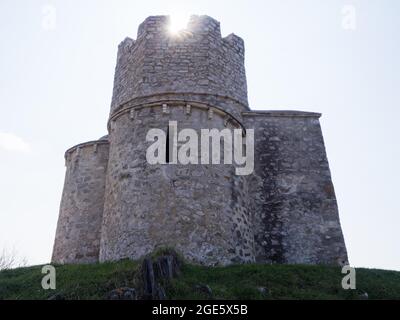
[0,260,399,300]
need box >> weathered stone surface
[52,140,109,264]
[139,251,182,300]
[194,284,213,299]
[257,286,270,296]
[52,15,348,267]
[47,293,65,300]
[244,111,348,265]
[111,15,248,118]
[105,287,137,300]
[359,291,369,300]
[100,103,253,265]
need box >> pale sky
[0,0,399,270]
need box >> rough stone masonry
[52,15,348,266]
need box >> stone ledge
[107,100,246,132]
[242,110,322,118]
[112,92,250,117]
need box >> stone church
[52,15,348,266]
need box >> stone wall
[110,15,248,118]
[99,102,254,266]
[52,139,109,264]
[243,111,348,265]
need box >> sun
[168,14,189,35]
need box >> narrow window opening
[166,126,170,163]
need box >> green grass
[0,260,139,300]
[168,264,400,300]
[1,260,399,300]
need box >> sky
[0,0,399,271]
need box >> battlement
[110,15,248,116]
[137,15,169,38]
[132,15,243,54]
[136,15,222,39]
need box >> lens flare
[168,14,189,34]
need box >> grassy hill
[1,258,400,300]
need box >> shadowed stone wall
[243,111,348,265]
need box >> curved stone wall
[99,102,254,265]
[110,15,248,116]
[100,15,254,265]
[52,140,109,264]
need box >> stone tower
[52,137,109,264]
[52,15,348,266]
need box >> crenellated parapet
[110,15,248,117]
